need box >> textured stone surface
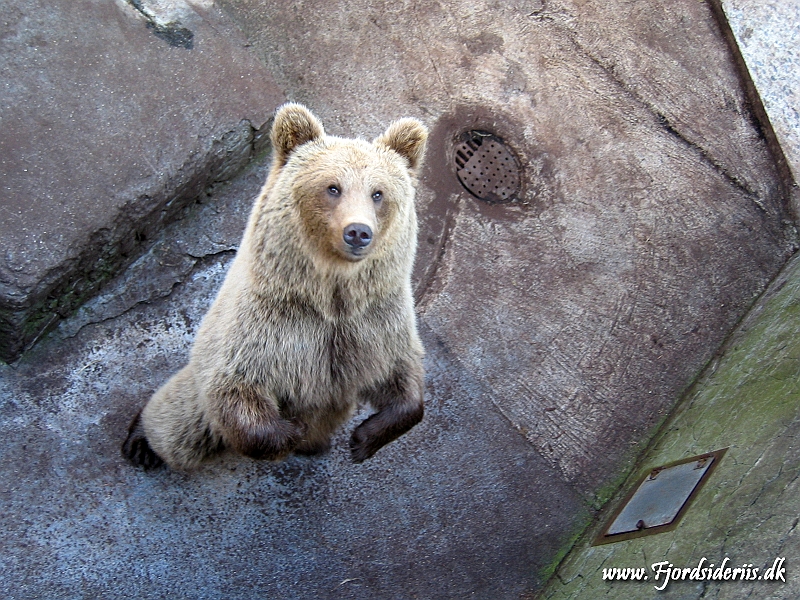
[0,0,283,361]
[543,248,800,599]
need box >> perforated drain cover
[454,131,521,203]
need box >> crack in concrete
[3,115,263,363]
[555,23,767,211]
[410,1,456,104]
[58,248,234,342]
[746,457,783,509]
[787,517,799,537]
[654,111,766,210]
[45,123,266,346]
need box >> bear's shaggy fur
[122,104,428,470]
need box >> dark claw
[121,411,164,469]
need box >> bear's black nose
[343,223,373,249]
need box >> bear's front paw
[235,417,307,461]
[350,402,424,463]
[121,411,164,469]
[350,416,388,463]
[349,423,374,463]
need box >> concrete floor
[1,0,798,597]
[543,231,800,600]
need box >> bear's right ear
[375,118,428,174]
[270,103,325,167]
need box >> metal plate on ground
[594,448,727,545]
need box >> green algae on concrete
[543,251,800,599]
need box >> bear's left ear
[271,103,325,168]
[375,118,428,174]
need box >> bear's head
[267,103,428,266]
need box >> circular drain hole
[454,131,521,203]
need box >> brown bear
[122,103,428,470]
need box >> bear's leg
[350,361,424,463]
[210,384,307,461]
[123,366,222,470]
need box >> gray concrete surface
[1,0,799,597]
[0,0,283,361]
[541,4,800,597]
[543,226,800,600]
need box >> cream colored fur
[125,104,428,470]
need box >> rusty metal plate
[594,449,727,545]
[454,131,521,203]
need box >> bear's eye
[327,185,341,197]
[372,191,383,203]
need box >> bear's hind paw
[121,411,164,470]
[349,428,377,464]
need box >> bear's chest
[319,286,397,386]
[259,297,396,401]
[326,318,382,387]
